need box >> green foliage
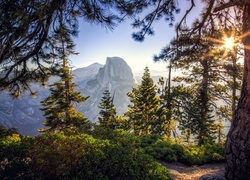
[98,88,117,129]
[182,143,225,165]
[115,116,131,130]
[0,126,225,179]
[0,130,32,179]
[125,66,163,136]
[40,21,89,131]
[140,134,225,165]
[0,126,18,138]
[29,130,172,179]
[141,135,185,162]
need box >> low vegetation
[0,125,225,179]
[141,134,225,165]
[0,126,172,179]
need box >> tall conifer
[98,88,117,129]
[125,67,162,136]
[40,10,88,131]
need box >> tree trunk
[231,46,237,121]
[225,5,250,180]
[198,59,209,145]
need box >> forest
[0,64,237,179]
[1,0,250,179]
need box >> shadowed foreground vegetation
[0,126,225,179]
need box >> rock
[77,57,137,121]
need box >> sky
[71,1,203,73]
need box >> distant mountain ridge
[0,57,137,136]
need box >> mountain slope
[76,57,136,121]
[0,57,136,136]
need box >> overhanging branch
[213,1,250,13]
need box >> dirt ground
[160,161,225,180]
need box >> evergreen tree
[130,1,248,176]
[0,0,143,95]
[40,66,88,131]
[155,26,242,145]
[216,28,243,122]
[125,66,162,136]
[40,11,88,131]
[3,0,250,177]
[156,77,176,138]
[115,116,131,131]
[155,30,228,145]
[98,88,117,129]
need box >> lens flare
[224,37,234,49]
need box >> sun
[223,37,235,49]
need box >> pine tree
[0,0,143,95]
[40,11,88,131]
[156,77,176,138]
[155,30,225,144]
[98,88,117,129]
[154,28,243,145]
[216,28,243,122]
[125,66,162,136]
[130,1,248,176]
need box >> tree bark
[225,5,250,180]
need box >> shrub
[141,135,185,163]
[181,143,225,165]
[140,134,225,166]
[29,130,172,179]
[0,131,32,179]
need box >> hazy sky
[72,1,203,72]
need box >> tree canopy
[0,0,144,95]
[2,0,250,178]
[131,1,250,178]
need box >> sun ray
[238,30,250,40]
[244,45,250,50]
[224,37,234,49]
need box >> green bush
[181,143,225,165]
[29,130,172,179]
[140,134,225,165]
[141,134,161,148]
[0,131,32,179]
[141,135,185,163]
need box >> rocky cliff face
[76,57,136,121]
[0,57,136,136]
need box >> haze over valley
[0,57,168,136]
